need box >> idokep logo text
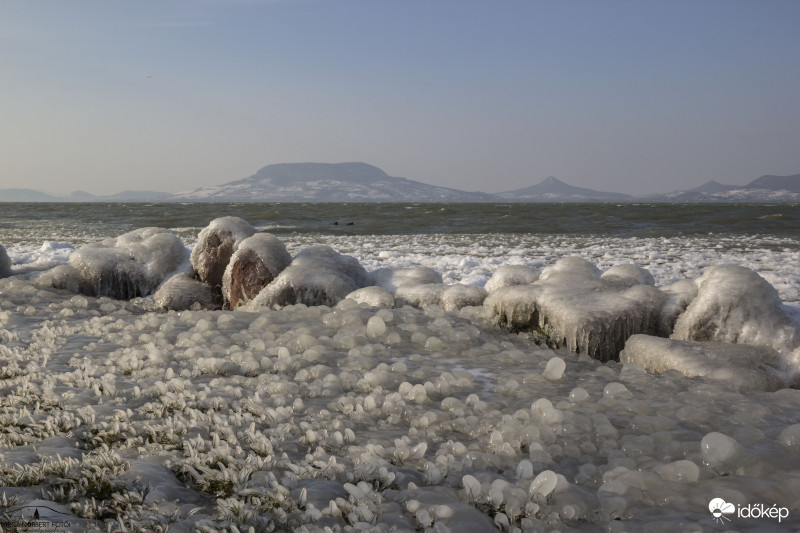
[709,498,790,524]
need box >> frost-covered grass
[1,274,800,532]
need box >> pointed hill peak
[497,177,632,202]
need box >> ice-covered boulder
[222,233,291,309]
[190,217,256,290]
[154,272,221,311]
[484,265,540,293]
[600,264,655,287]
[395,283,446,308]
[37,264,95,295]
[442,284,487,311]
[371,266,442,293]
[485,257,665,361]
[671,264,800,354]
[41,227,188,299]
[346,286,395,308]
[246,245,369,308]
[621,334,792,392]
[0,244,12,278]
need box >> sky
[2,0,800,197]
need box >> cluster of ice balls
[2,272,800,531]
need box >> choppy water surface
[1,202,799,244]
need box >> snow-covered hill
[495,176,633,202]
[644,174,800,202]
[170,162,494,202]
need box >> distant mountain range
[2,163,799,203]
[171,162,494,202]
[641,173,800,202]
[0,188,173,202]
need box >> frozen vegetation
[1,219,800,531]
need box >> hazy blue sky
[2,0,799,196]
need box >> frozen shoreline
[1,228,800,530]
[1,282,799,531]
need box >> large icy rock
[621,334,792,392]
[40,227,188,299]
[671,264,800,354]
[222,233,291,309]
[246,245,369,308]
[484,265,540,293]
[154,272,221,311]
[484,257,665,361]
[190,217,256,290]
[0,244,12,278]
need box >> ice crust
[671,264,800,354]
[247,245,370,309]
[38,227,188,299]
[484,257,666,361]
[154,271,222,311]
[1,274,800,532]
[222,233,292,309]
[346,286,395,308]
[484,265,540,293]
[621,334,792,391]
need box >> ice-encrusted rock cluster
[485,257,665,362]
[157,217,293,311]
[31,217,800,388]
[485,256,800,380]
[38,227,188,299]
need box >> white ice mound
[190,216,256,289]
[442,284,487,311]
[485,256,665,361]
[41,227,188,299]
[621,334,792,392]
[600,264,655,287]
[371,266,442,293]
[246,245,369,308]
[154,272,221,311]
[346,286,395,308]
[395,283,487,311]
[484,265,540,293]
[222,233,291,309]
[672,264,800,354]
[395,283,446,308]
[0,244,12,278]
